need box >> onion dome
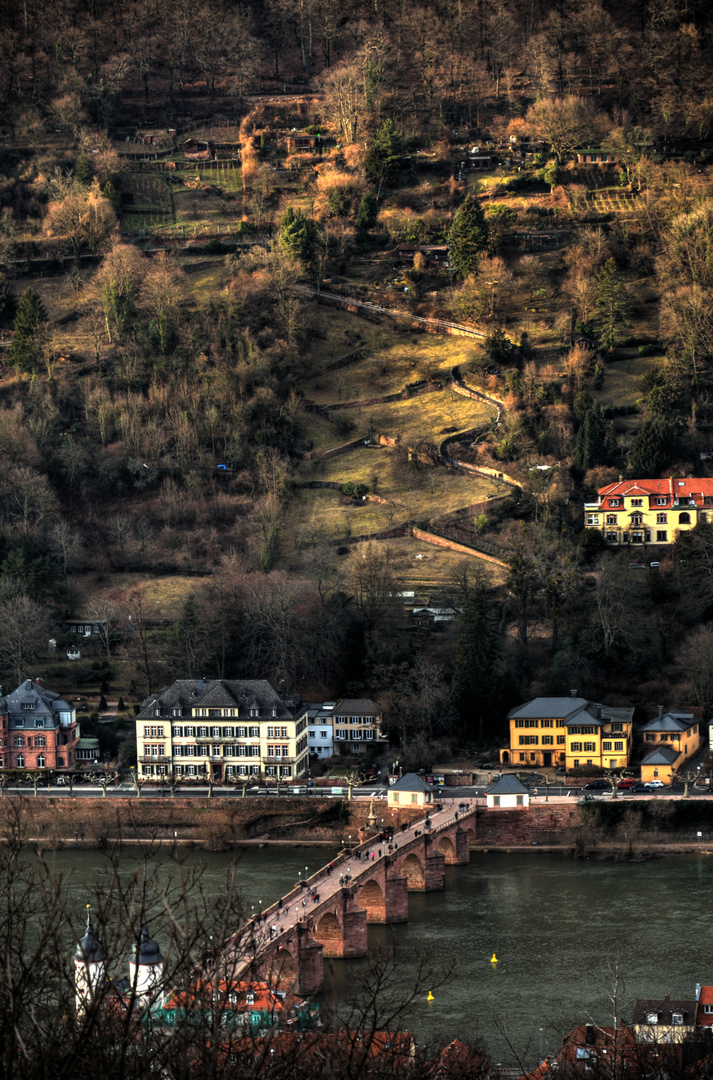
[75,905,103,963]
[132,921,163,966]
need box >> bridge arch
[313,911,342,950]
[436,835,458,864]
[357,878,386,922]
[265,945,297,991]
[465,826,476,847]
[399,853,425,890]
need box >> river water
[40,845,712,1067]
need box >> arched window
[679,512,691,524]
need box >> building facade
[332,699,386,756]
[583,477,713,547]
[305,702,335,760]
[135,679,309,782]
[3,679,79,771]
[501,694,634,771]
[639,707,702,785]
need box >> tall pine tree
[447,195,489,279]
[9,287,47,374]
[593,258,630,350]
[453,573,500,744]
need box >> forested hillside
[1,0,713,762]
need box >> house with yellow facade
[583,477,713,548]
[135,679,309,783]
[639,707,702,786]
[387,773,434,808]
[500,694,634,772]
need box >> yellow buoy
[427,991,434,1001]
[491,953,498,963]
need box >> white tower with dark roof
[128,921,164,1002]
[74,905,105,1017]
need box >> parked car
[631,782,650,793]
[617,778,636,789]
[646,779,665,789]
[584,779,611,790]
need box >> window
[320,731,327,739]
[493,796,500,807]
[602,741,612,751]
[16,755,24,767]
[37,754,44,768]
[656,498,666,506]
[657,531,668,542]
[610,723,623,732]
[518,753,526,761]
[212,745,221,757]
[542,736,553,745]
[645,733,655,741]
[237,745,246,756]
[587,515,600,526]
[615,741,624,751]
[144,725,163,738]
[249,745,260,756]
[540,719,553,728]
[631,499,643,507]
[606,532,618,543]
[516,795,524,806]
[365,730,374,740]
[656,513,667,524]
[352,730,362,741]
[172,708,182,716]
[211,726,220,737]
[21,702,35,710]
[518,735,538,745]
[186,745,195,756]
[281,726,288,737]
[610,499,620,507]
[583,741,596,752]
[569,726,596,734]
[267,726,275,738]
[223,726,234,737]
[557,735,565,744]
[35,718,44,728]
[249,709,259,717]
[172,726,182,737]
[14,736,25,747]
[185,726,195,737]
[337,729,347,740]
[280,766,291,777]
[249,726,259,738]
[679,512,691,524]
[250,765,259,775]
[631,513,643,526]
[35,735,45,747]
[237,726,246,737]
[198,726,208,737]
[703,1006,713,1015]
[606,515,617,525]
[570,742,582,752]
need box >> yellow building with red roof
[583,477,713,547]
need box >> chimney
[585,1024,595,1046]
[658,705,663,719]
[570,689,578,698]
[696,983,701,1001]
[597,704,602,720]
[619,473,623,483]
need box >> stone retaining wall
[411,527,509,568]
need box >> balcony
[263,755,296,765]
[139,755,167,764]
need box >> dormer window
[154,708,161,716]
[246,992,255,1005]
[610,499,621,507]
[656,498,667,506]
[672,1013,684,1025]
[703,1005,713,1014]
[646,1013,659,1024]
[21,702,35,710]
[630,499,643,507]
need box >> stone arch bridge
[228,805,477,996]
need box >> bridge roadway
[222,801,478,996]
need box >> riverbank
[4,796,713,855]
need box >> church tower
[74,905,105,1017]
[128,921,164,1003]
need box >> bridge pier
[455,827,472,864]
[297,925,325,996]
[424,850,446,890]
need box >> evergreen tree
[628,416,681,476]
[593,258,630,350]
[279,206,316,263]
[9,287,48,374]
[75,151,94,186]
[355,192,378,230]
[453,573,500,743]
[574,402,609,472]
[364,119,402,197]
[447,195,489,280]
